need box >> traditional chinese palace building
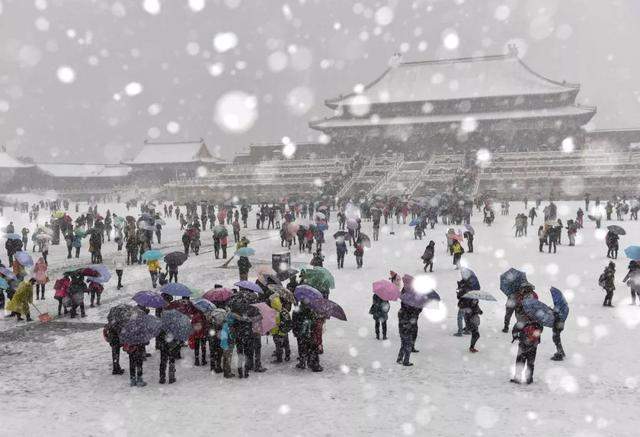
[310,48,597,154]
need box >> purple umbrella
[294,284,323,302]
[132,291,167,309]
[87,264,111,284]
[234,280,262,294]
[400,289,440,309]
[306,297,347,321]
[159,282,192,297]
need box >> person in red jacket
[190,311,209,367]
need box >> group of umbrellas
[500,268,569,327]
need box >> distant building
[0,146,34,189]
[310,48,597,155]
[125,139,225,182]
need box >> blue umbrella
[141,249,163,261]
[294,284,323,302]
[316,223,328,231]
[193,298,216,313]
[87,264,111,283]
[139,213,153,220]
[522,298,555,328]
[160,282,192,297]
[408,218,420,227]
[0,267,17,281]
[234,280,262,294]
[14,251,33,267]
[139,223,156,232]
[461,268,481,291]
[160,310,194,342]
[235,247,255,257]
[500,268,527,296]
[4,233,21,241]
[0,277,9,289]
[550,287,569,322]
[119,314,162,345]
[132,291,167,309]
[624,246,640,261]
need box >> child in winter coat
[310,249,324,268]
[292,303,322,372]
[53,276,70,316]
[220,314,236,378]
[354,244,364,269]
[511,321,543,385]
[451,240,464,269]
[147,259,161,288]
[369,294,389,340]
[270,295,292,363]
[88,280,104,307]
[33,257,48,300]
[421,241,435,272]
[123,343,147,387]
[599,261,616,306]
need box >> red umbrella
[202,288,234,303]
[167,300,201,317]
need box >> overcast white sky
[1,0,639,163]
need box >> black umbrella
[333,230,349,239]
[607,225,626,236]
[107,304,136,332]
[277,268,298,281]
[164,251,188,267]
[357,233,372,248]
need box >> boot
[113,365,125,375]
[201,358,207,366]
[130,377,137,387]
[159,375,166,384]
[402,362,414,367]
[136,377,147,387]
[510,378,521,384]
[168,369,176,384]
[213,366,223,374]
[194,357,200,367]
[223,371,235,378]
[310,365,324,372]
[237,368,244,379]
[502,324,509,333]
[550,353,563,361]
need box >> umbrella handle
[30,303,44,315]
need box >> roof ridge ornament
[388,52,403,68]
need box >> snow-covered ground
[1,200,639,437]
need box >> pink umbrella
[250,302,277,335]
[286,222,300,235]
[372,280,400,301]
[451,233,464,242]
[202,288,234,303]
[346,218,358,230]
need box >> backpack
[598,272,607,288]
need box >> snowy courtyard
[1,199,639,437]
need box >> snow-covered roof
[311,105,596,129]
[36,164,131,178]
[127,140,220,165]
[326,52,579,108]
[0,152,33,169]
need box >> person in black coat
[292,303,320,371]
[233,317,254,379]
[397,301,417,366]
[463,298,482,353]
[421,240,435,273]
[104,324,125,375]
[454,279,470,336]
[157,330,181,384]
[600,262,616,306]
[511,322,543,385]
[606,230,619,259]
[335,239,347,269]
[463,231,474,253]
[369,294,389,340]
[237,256,251,281]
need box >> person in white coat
[114,252,126,290]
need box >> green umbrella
[302,267,335,292]
[212,225,228,238]
[74,228,86,237]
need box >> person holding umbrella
[335,236,347,269]
[164,252,186,283]
[622,258,640,305]
[421,241,435,273]
[369,286,391,340]
[237,254,252,281]
[606,228,620,259]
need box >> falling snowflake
[213,32,238,53]
[56,66,76,84]
[142,0,161,15]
